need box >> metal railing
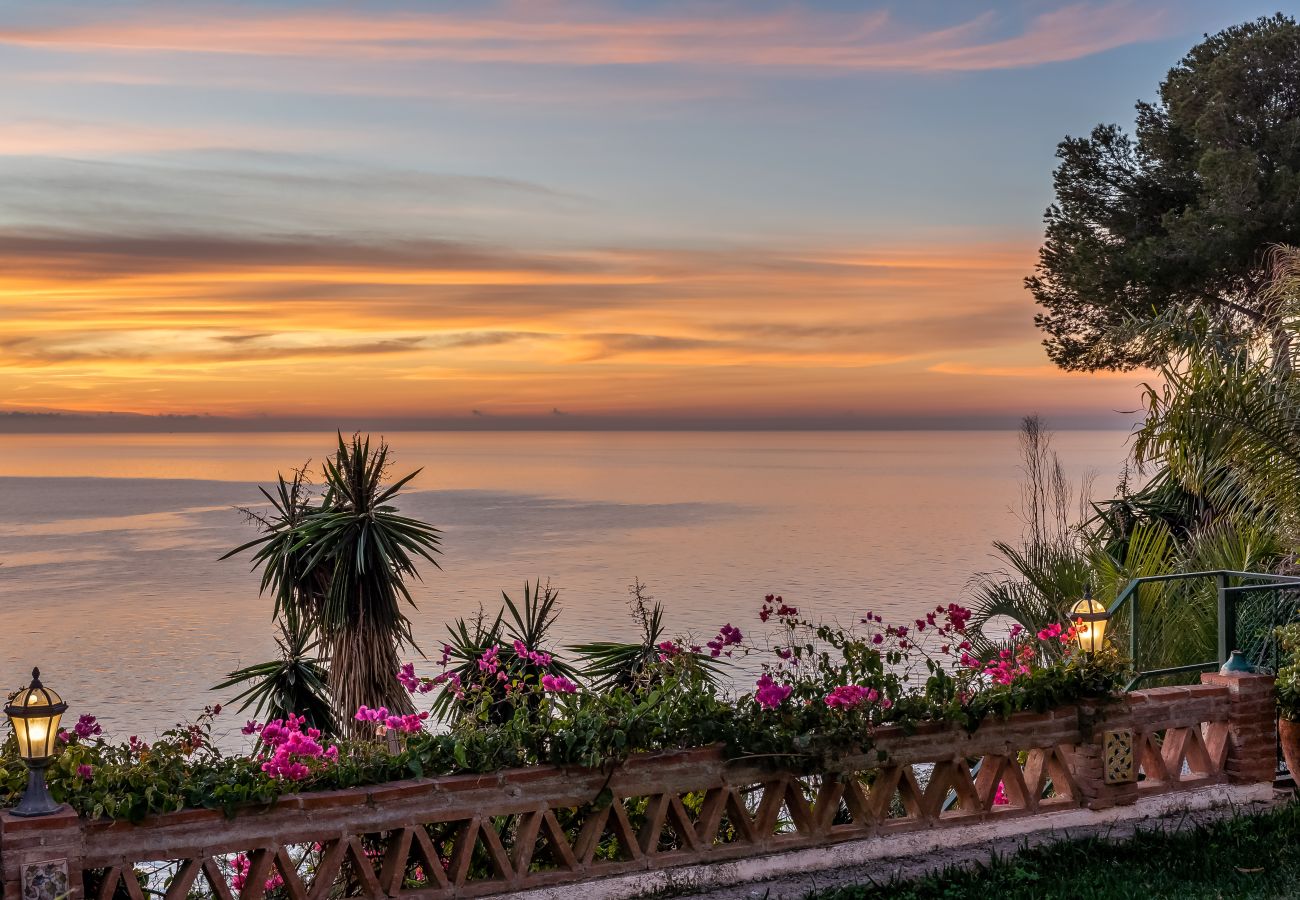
[1110,570,1300,691]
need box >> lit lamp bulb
[1071,586,1109,656]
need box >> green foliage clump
[1275,623,1300,722]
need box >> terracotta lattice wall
[0,673,1276,900]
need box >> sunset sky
[0,1,1277,427]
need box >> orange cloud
[0,2,1172,72]
[0,222,1142,420]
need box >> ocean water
[0,430,1127,743]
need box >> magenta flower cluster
[248,713,339,781]
[975,643,1036,686]
[656,639,684,662]
[397,663,435,694]
[427,670,465,700]
[541,674,578,694]
[706,623,743,658]
[959,621,1078,686]
[1037,622,1078,645]
[749,594,985,713]
[59,713,104,745]
[824,684,880,709]
[230,853,283,894]
[759,594,799,623]
[478,645,503,676]
[355,706,429,734]
[754,674,792,709]
[513,640,553,668]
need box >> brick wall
[0,674,1276,900]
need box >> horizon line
[0,410,1140,434]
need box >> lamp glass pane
[1071,596,1109,654]
[12,718,31,759]
[39,712,62,758]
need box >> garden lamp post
[1071,586,1110,656]
[4,668,68,817]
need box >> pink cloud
[0,2,1173,72]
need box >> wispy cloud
[0,216,1066,416]
[0,2,1173,73]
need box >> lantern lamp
[1071,586,1110,656]
[5,668,68,817]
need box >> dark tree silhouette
[1029,14,1300,371]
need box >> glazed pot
[1280,717,1300,782]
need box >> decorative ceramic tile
[1104,729,1135,784]
[22,859,69,900]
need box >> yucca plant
[227,468,325,619]
[430,606,504,720]
[212,606,335,735]
[432,582,576,723]
[570,579,721,691]
[224,434,442,734]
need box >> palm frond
[212,606,335,735]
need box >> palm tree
[224,434,442,734]
[1134,245,1300,536]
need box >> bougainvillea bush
[0,594,1125,821]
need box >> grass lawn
[808,801,1300,900]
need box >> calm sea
[0,430,1127,743]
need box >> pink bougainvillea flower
[511,640,553,668]
[76,764,93,781]
[706,623,744,657]
[656,640,683,658]
[824,685,880,710]
[541,674,578,694]
[397,663,421,693]
[258,713,340,781]
[383,712,429,734]
[754,674,792,709]
[354,705,388,724]
[477,645,502,675]
[945,604,972,632]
